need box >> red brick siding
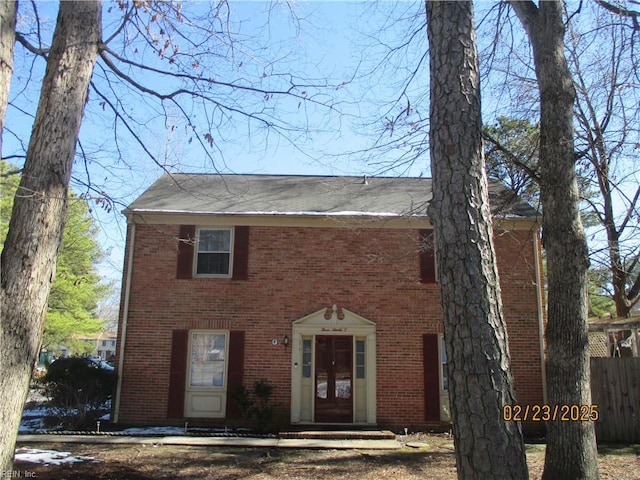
[115,223,544,429]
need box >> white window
[196,228,232,276]
[440,336,448,391]
[188,332,227,388]
[439,334,450,422]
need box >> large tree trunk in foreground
[508,1,600,479]
[0,0,17,152]
[0,1,101,471]
[425,2,528,478]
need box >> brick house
[113,174,545,431]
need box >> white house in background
[76,332,118,361]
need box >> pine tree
[1,162,108,355]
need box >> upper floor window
[196,228,232,276]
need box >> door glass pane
[334,339,352,399]
[316,372,328,399]
[190,332,226,387]
[302,339,312,378]
[355,339,365,379]
[316,338,330,398]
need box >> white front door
[185,330,228,418]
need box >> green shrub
[230,384,252,418]
[231,379,277,433]
[251,380,275,433]
[41,357,115,430]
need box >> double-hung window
[196,228,232,276]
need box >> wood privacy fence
[590,357,640,443]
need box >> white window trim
[438,334,451,422]
[194,227,234,278]
[290,307,377,425]
[439,335,447,392]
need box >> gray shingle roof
[125,173,538,219]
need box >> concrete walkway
[16,433,401,450]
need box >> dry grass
[14,434,640,479]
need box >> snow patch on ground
[19,392,111,433]
[14,447,101,465]
[120,426,186,435]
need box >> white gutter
[128,209,417,217]
[113,223,135,423]
[533,228,547,404]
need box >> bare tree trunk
[425,2,528,478]
[0,1,101,471]
[508,1,600,479]
[0,0,17,152]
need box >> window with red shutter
[419,229,437,284]
[178,226,250,280]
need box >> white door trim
[290,305,376,425]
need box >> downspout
[113,222,136,423]
[533,227,547,404]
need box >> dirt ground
[13,434,640,480]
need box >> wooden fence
[590,357,640,443]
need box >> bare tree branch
[483,130,540,183]
[14,32,48,57]
[594,0,640,24]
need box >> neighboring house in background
[588,314,640,358]
[39,331,118,364]
[76,332,118,361]
[113,174,545,432]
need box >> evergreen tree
[1,160,108,355]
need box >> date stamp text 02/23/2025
[503,404,599,422]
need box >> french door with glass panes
[314,336,353,423]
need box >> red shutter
[423,333,441,421]
[419,229,437,284]
[167,330,188,419]
[232,226,249,280]
[176,225,196,279]
[226,331,245,418]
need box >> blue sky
[5,1,435,290]
[4,1,635,307]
